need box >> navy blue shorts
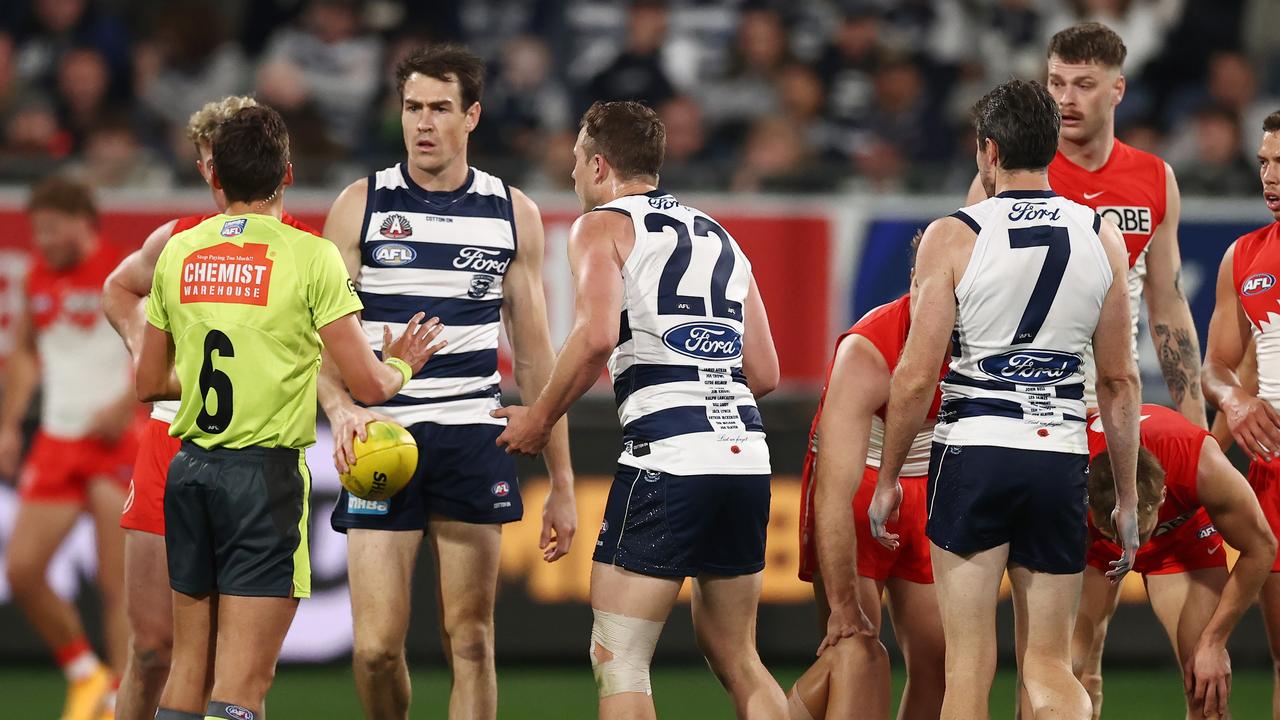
[592,464,770,578]
[925,443,1088,574]
[330,422,520,532]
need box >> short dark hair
[211,105,290,204]
[27,175,97,224]
[1047,22,1127,68]
[1089,447,1166,538]
[973,79,1060,171]
[1266,111,1280,133]
[396,43,486,109]
[580,101,666,180]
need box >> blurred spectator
[6,0,130,97]
[1174,105,1256,196]
[654,95,723,190]
[582,0,675,109]
[880,0,970,67]
[859,56,951,182]
[731,115,838,193]
[521,128,578,193]
[976,0,1047,83]
[701,6,791,140]
[776,63,842,158]
[475,35,571,174]
[54,47,114,150]
[1168,51,1280,160]
[1118,119,1166,155]
[256,0,382,150]
[135,3,247,139]
[815,7,881,130]
[68,113,172,189]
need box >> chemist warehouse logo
[181,242,273,306]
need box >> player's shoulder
[280,211,321,237]
[1236,221,1280,248]
[853,294,910,331]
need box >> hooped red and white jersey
[25,240,130,438]
[1233,222,1280,410]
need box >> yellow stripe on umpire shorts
[292,454,312,599]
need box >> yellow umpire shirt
[145,213,362,450]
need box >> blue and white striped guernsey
[357,164,515,426]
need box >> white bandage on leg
[589,609,664,698]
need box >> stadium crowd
[1,0,1279,195]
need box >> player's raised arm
[1144,164,1206,428]
[869,217,962,543]
[102,220,177,358]
[1092,219,1142,580]
[500,187,577,562]
[1203,243,1280,460]
[814,335,885,653]
[1185,436,1277,716]
[493,209,626,455]
[741,275,779,397]
[0,293,37,478]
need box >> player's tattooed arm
[1146,163,1208,428]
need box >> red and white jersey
[1086,404,1210,540]
[25,241,131,439]
[148,211,320,424]
[1233,222,1280,410]
[805,295,943,478]
[1051,141,1168,405]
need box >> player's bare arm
[135,324,181,403]
[102,220,177,358]
[493,209,626,456]
[869,217,965,546]
[1203,243,1280,461]
[1185,437,1278,716]
[813,336,884,655]
[0,299,37,477]
[1145,164,1206,428]
[741,275,780,397]
[500,187,577,562]
[1093,219,1142,581]
[319,311,445,406]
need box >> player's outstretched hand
[383,313,446,373]
[1224,393,1280,463]
[492,404,551,457]
[540,484,577,563]
[867,478,903,550]
[817,598,877,657]
[1108,505,1141,584]
[0,424,20,479]
[329,404,396,474]
[1184,640,1231,719]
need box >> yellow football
[339,421,417,501]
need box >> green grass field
[0,665,1272,719]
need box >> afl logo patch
[1243,273,1275,296]
[221,218,247,237]
[492,481,510,497]
[373,243,416,266]
[379,213,413,239]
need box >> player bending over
[101,95,326,720]
[796,240,944,720]
[496,101,788,719]
[1074,405,1275,719]
[1203,110,1280,720]
[967,22,1205,428]
[873,78,1141,720]
[138,105,444,720]
[0,176,136,720]
[318,44,575,720]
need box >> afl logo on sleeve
[372,243,416,266]
[181,242,273,306]
[662,321,744,361]
[978,349,1081,385]
[1243,273,1276,296]
[1096,206,1152,235]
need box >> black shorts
[330,422,520,532]
[164,442,311,598]
[592,464,770,578]
[925,443,1088,575]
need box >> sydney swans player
[1075,406,1275,719]
[875,79,1141,720]
[496,101,788,719]
[1203,110,1280,718]
[317,44,574,720]
[967,22,1205,427]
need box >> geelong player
[496,101,789,719]
[874,79,1141,719]
[139,105,444,720]
[1203,110,1280,719]
[967,22,1205,428]
[797,244,946,719]
[1075,405,1276,719]
[318,44,575,720]
[101,95,326,720]
[0,176,135,720]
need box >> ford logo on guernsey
[662,321,743,361]
[373,243,416,266]
[1243,272,1276,296]
[978,349,1081,385]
